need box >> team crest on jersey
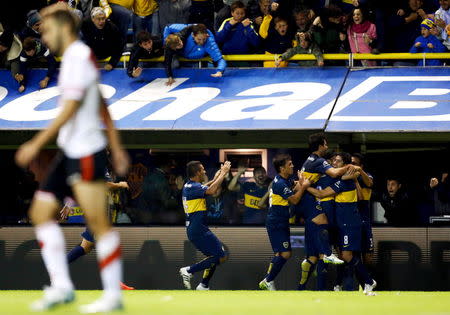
[316,204,322,211]
[283,242,289,249]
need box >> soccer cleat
[196,283,210,291]
[179,267,193,289]
[323,253,344,265]
[333,285,343,291]
[30,286,75,311]
[120,281,135,290]
[363,279,377,296]
[259,278,276,291]
[79,294,123,314]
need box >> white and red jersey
[57,40,107,158]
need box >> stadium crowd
[1,0,449,89]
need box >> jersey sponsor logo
[0,68,448,131]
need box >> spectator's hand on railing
[14,74,24,82]
[430,178,439,189]
[166,77,175,86]
[211,71,223,78]
[317,60,325,67]
[132,67,143,78]
[104,64,113,71]
[39,77,49,89]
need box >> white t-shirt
[57,40,107,158]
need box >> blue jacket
[409,34,447,66]
[163,24,226,73]
[216,19,260,54]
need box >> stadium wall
[1,226,449,291]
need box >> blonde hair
[165,34,180,49]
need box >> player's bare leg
[30,194,75,311]
[73,181,124,313]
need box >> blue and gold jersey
[242,181,268,211]
[357,173,373,224]
[182,180,208,215]
[298,154,333,220]
[268,175,294,224]
[331,179,361,228]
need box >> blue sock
[317,259,328,291]
[188,256,220,274]
[336,264,344,286]
[201,264,217,287]
[349,256,372,285]
[318,225,332,256]
[67,245,86,263]
[266,255,287,282]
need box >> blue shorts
[361,222,374,253]
[266,224,291,253]
[339,225,362,252]
[188,230,226,258]
[305,222,331,257]
[81,227,95,243]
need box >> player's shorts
[338,224,362,252]
[266,223,291,253]
[361,222,374,253]
[81,227,95,243]
[38,149,107,203]
[188,230,226,258]
[305,221,331,257]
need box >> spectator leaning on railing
[215,1,260,54]
[259,16,293,67]
[127,30,163,78]
[81,7,124,71]
[0,23,22,87]
[410,18,447,65]
[163,23,226,86]
[19,10,43,41]
[16,37,57,93]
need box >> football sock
[317,259,328,291]
[97,231,122,299]
[335,264,344,286]
[318,225,332,256]
[349,256,372,285]
[200,264,217,287]
[298,259,315,289]
[67,245,86,263]
[266,255,287,282]
[35,221,73,290]
[188,256,220,274]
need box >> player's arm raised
[206,161,231,195]
[100,97,130,177]
[287,172,310,205]
[325,164,351,178]
[15,99,81,168]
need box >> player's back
[57,40,106,159]
[267,175,292,225]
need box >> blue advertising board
[0,67,448,132]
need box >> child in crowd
[410,18,447,66]
[275,33,324,67]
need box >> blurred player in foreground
[15,3,129,312]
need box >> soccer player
[228,165,271,224]
[259,154,309,291]
[297,133,349,290]
[306,152,377,296]
[179,161,231,290]
[15,4,129,312]
[298,151,342,291]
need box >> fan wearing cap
[19,10,44,41]
[81,7,124,71]
[410,18,447,66]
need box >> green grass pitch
[1,291,450,315]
